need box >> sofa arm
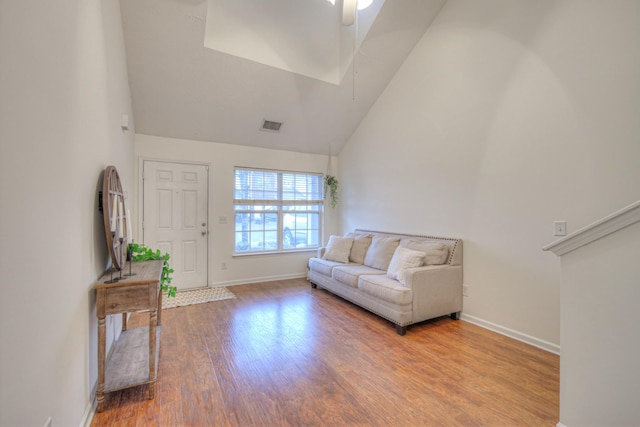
[404,265,463,321]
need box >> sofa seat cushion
[358,275,413,305]
[332,265,385,288]
[309,257,351,276]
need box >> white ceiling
[204,0,383,84]
[119,0,446,155]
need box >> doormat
[162,287,236,309]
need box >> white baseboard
[212,272,307,287]
[460,313,560,355]
[556,423,567,427]
[80,397,96,427]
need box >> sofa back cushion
[400,238,449,265]
[364,235,401,270]
[322,235,354,263]
[344,232,373,264]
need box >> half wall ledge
[542,199,640,256]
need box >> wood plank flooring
[91,278,559,426]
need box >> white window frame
[233,167,323,254]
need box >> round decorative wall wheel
[102,166,129,270]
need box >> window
[234,168,323,253]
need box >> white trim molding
[556,423,568,427]
[214,272,307,288]
[80,397,96,427]
[460,313,560,355]
[543,200,640,256]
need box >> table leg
[157,288,162,327]
[97,316,106,412]
[148,308,157,400]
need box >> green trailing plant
[324,175,339,208]
[129,242,177,297]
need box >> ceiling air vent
[261,120,283,132]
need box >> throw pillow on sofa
[364,235,400,270]
[401,239,449,265]
[387,246,426,284]
[322,235,354,263]
[344,232,373,264]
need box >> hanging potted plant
[324,174,339,209]
[324,145,339,209]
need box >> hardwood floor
[91,278,559,426]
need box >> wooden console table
[94,260,164,412]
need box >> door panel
[157,190,173,229]
[143,161,208,291]
[183,190,197,228]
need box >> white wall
[557,214,640,426]
[134,134,339,286]
[339,0,640,347]
[0,1,134,426]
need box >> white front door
[143,161,208,291]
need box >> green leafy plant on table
[129,242,177,297]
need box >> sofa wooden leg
[396,325,406,336]
[450,312,460,320]
[310,282,317,289]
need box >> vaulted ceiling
[119,0,446,155]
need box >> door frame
[137,156,212,288]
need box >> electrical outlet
[221,262,227,270]
[463,285,469,297]
[554,221,567,236]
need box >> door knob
[201,231,207,236]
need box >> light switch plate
[554,221,567,236]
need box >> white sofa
[308,229,463,335]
